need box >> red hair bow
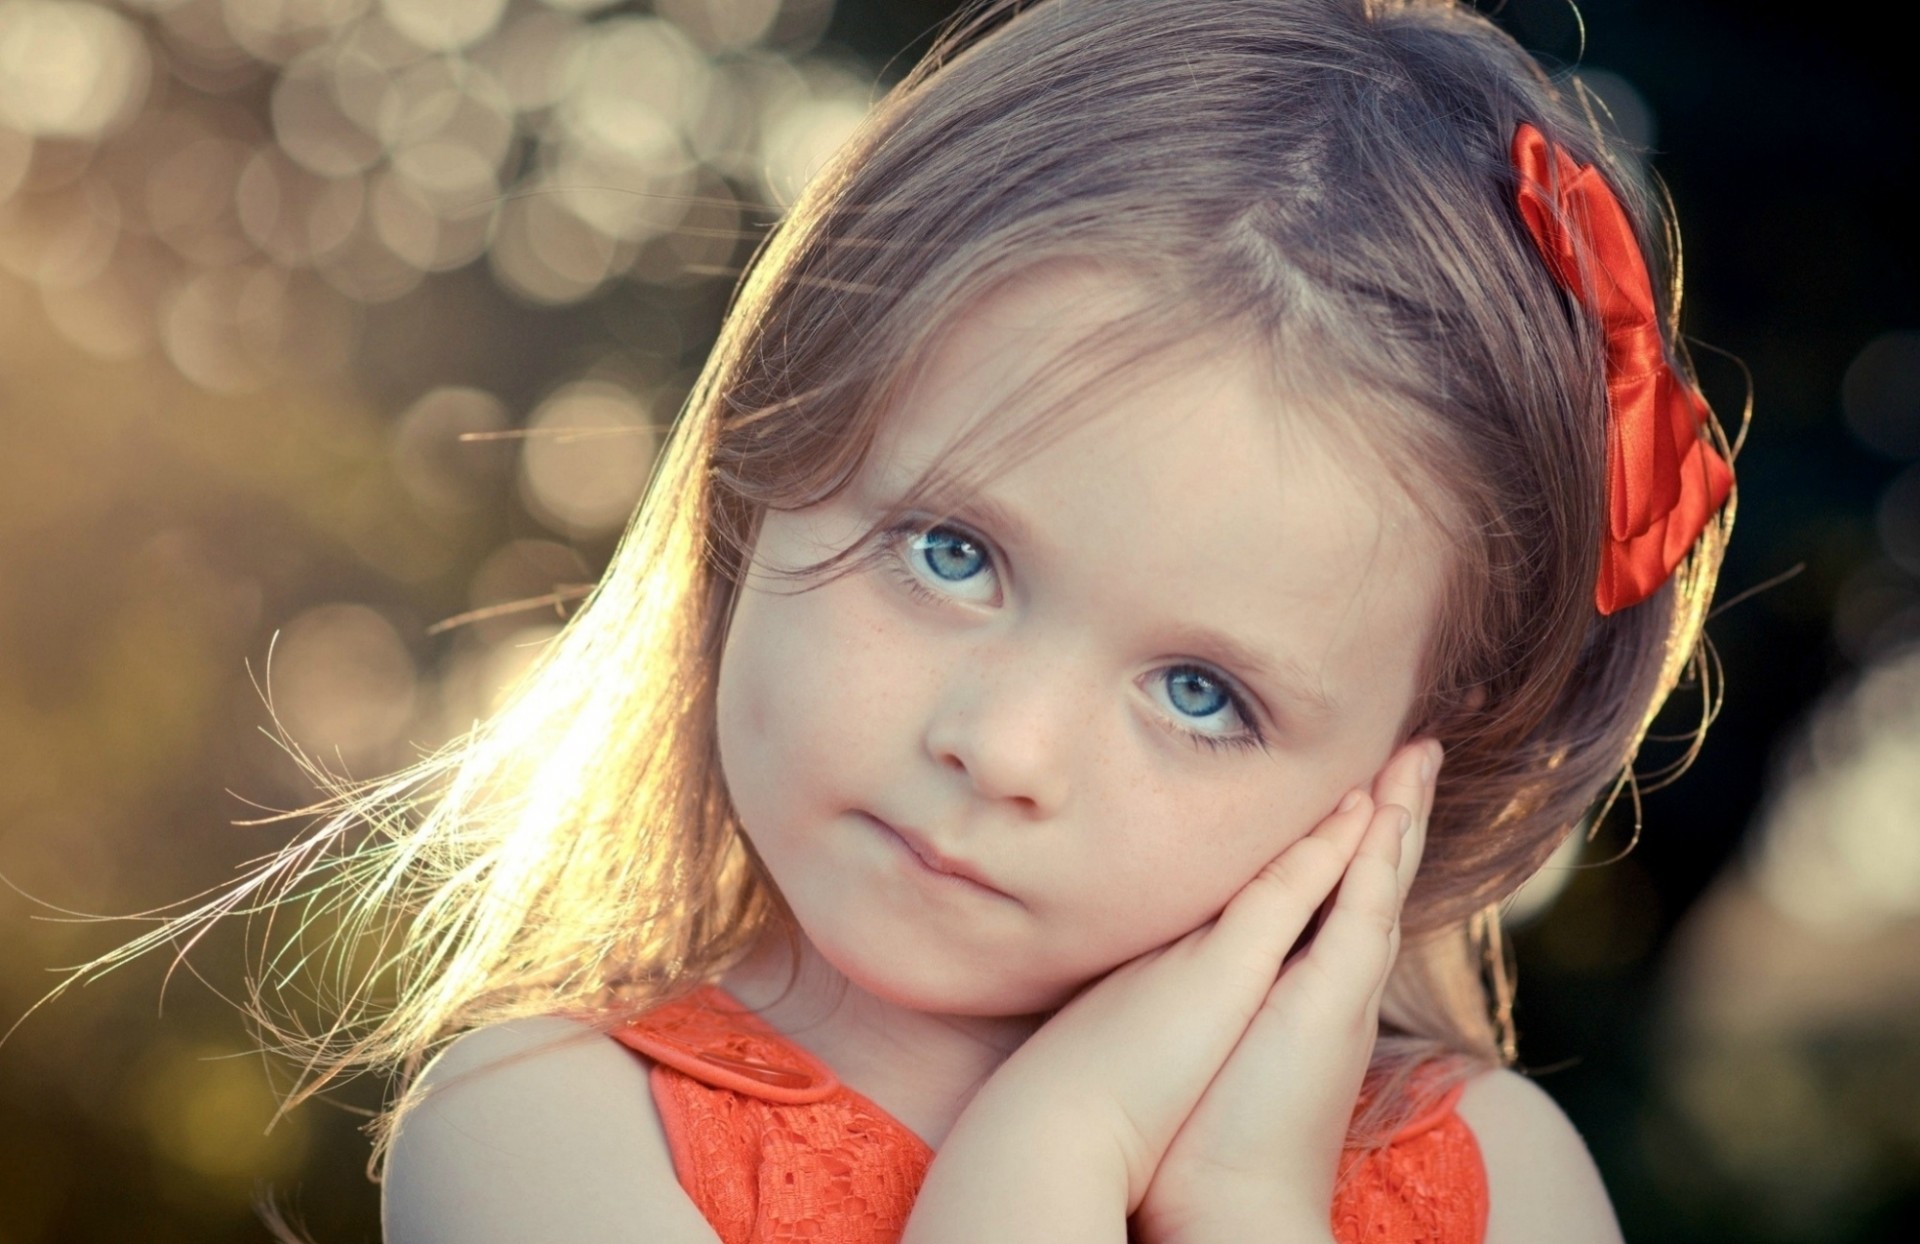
[1511,122,1733,615]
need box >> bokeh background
[0,1,1914,1240]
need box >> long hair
[83,0,1731,1158]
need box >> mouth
[864,813,1011,899]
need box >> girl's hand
[1130,739,1438,1244]
[904,740,1437,1244]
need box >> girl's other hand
[1130,738,1438,1244]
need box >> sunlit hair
[86,0,1732,1159]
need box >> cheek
[1078,760,1358,938]
[1080,778,1290,916]
[715,574,918,807]
[716,593,821,793]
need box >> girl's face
[715,267,1446,1019]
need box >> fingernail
[1419,743,1439,783]
[1395,807,1413,837]
[1338,789,1364,813]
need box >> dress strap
[613,986,930,1244]
[1335,1076,1488,1244]
[610,986,839,1105]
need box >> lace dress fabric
[613,987,1487,1243]
[1331,1083,1489,1243]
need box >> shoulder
[383,1014,720,1244]
[1454,1069,1625,1244]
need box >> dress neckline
[615,983,1468,1153]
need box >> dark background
[1,1,1915,1240]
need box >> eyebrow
[929,490,1341,723]
[1158,623,1341,722]
[920,487,1034,553]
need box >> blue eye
[912,527,988,582]
[889,522,1000,605]
[1152,665,1265,754]
[1165,667,1231,719]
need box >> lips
[866,813,1009,897]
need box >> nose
[922,640,1076,816]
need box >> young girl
[149,0,1737,1239]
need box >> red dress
[613,987,1488,1243]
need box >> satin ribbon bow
[1511,122,1733,615]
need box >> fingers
[1207,787,1373,953]
[1177,739,1442,1014]
[1263,803,1405,1026]
[1211,796,1409,1163]
[1273,739,1442,1015]
[1118,741,1444,1212]
[1370,738,1440,902]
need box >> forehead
[866,265,1448,728]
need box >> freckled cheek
[1086,776,1328,920]
[719,580,920,773]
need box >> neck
[719,928,1043,1149]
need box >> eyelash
[878,520,1272,757]
[1173,675,1269,756]
[881,520,999,606]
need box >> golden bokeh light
[517,378,657,536]
[270,602,420,769]
[379,0,509,53]
[659,0,784,53]
[473,2,576,112]
[0,1,149,139]
[272,46,385,177]
[490,186,620,302]
[1752,647,1920,933]
[757,62,868,206]
[459,537,590,642]
[390,384,511,516]
[134,1041,310,1184]
[0,0,869,385]
[221,0,376,66]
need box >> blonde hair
[93,0,1732,1158]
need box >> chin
[801,923,1081,1020]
